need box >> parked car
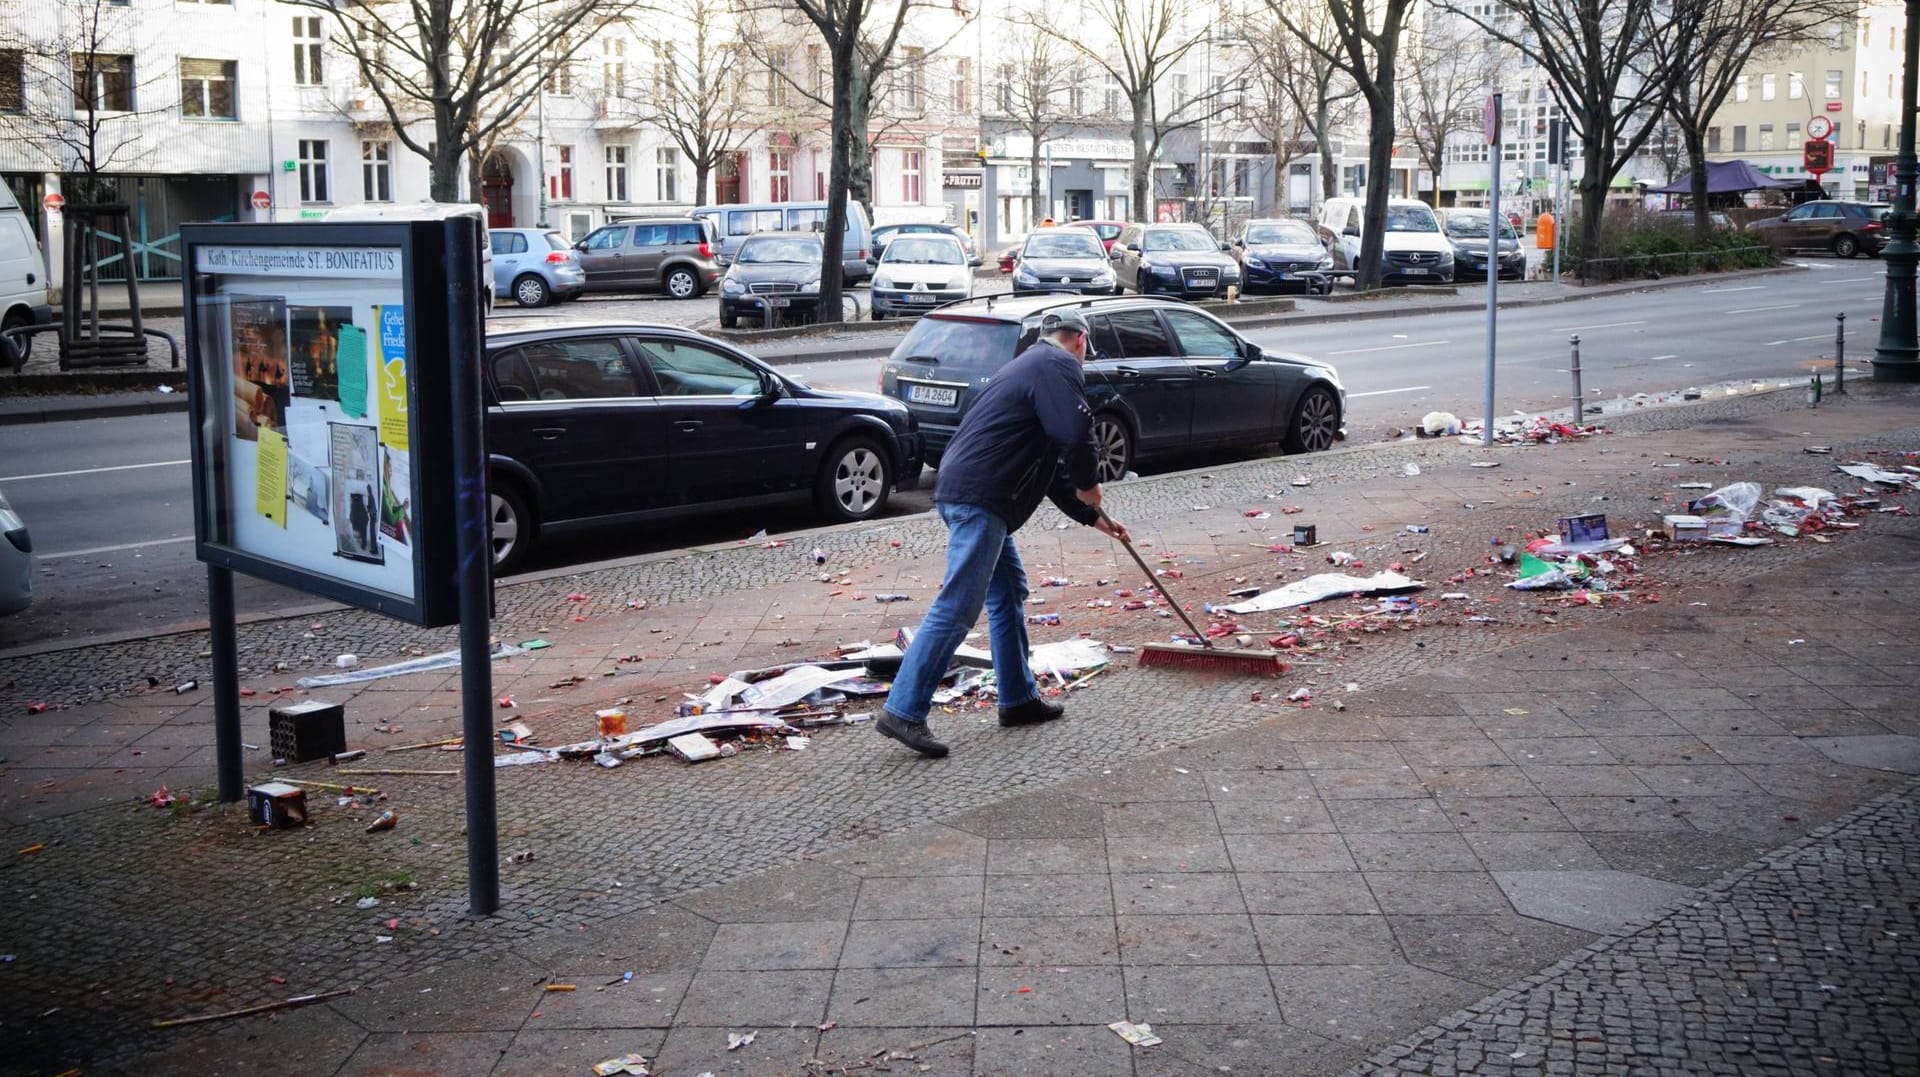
[0,484,30,616]
[1654,209,1739,231]
[1315,197,1455,285]
[1232,218,1334,295]
[692,200,874,283]
[1746,200,1888,258]
[490,228,586,307]
[574,217,720,299]
[717,232,827,328]
[996,246,1020,274]
[879,294,1344,482]
[483,321,921,573]
[1011,227,1118,296]
[1109,223,1242,298]
[1073,220,1128,252]
[327,201,494,311]
[872,222,981,267]
[1436,209,1527,282]
[0,182,52,366]
[870,234,974,319]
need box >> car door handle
[674,420,703,432]
[1114,366,1142,379]
[533,427,567,440]
[1195,368,1220,378]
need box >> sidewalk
[1,382,1917,1075]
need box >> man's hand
[1075,485,1102,510]
[1095,514,1130,543]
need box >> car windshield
[1025,233,1105,258]
[885,237,964,265]
[1143,228,1217,252]
[737,237,821,264]
[1245,221,1317,244]
[1443,215,1516,240]
[1385,206,1440,233]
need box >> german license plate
[905,294,936,304]
[1403,267,1428,276]
[906,384,958,406]
[761,297,791,308]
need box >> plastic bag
[1690,482,1761,528]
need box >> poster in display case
[180,223,464,626]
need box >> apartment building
[1704,2,1906,199]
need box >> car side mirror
[1219,242,1231,252]
[1343,226,1359,237]
[573,241,587,252]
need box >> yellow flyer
[374,304,409,451]
[255,426,289,528]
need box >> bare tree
[990,20,1082,226]
[1268,0,1418,290]
[295,0,620,203]
[634,0,766,206]
[1227,7,1345,211]
[1400,14,1490,209]
[0,0,172,202]
[1444,0,1665,263]
[1041,0,1229,223]
[1650,0,1855,239]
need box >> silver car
[0,485,31,616]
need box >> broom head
[1137,641,1288,676]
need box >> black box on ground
[246,781,309,828]
[269,699,346,763]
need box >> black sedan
[1233,218,1334,295]
[718,232,826,328]
[485,321,921,573]
[1111,223,1243,298]
[1011,227,1119,295]
[879,295,1344,481]
[1437,209,1527,281]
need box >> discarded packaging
[727,1031,757,1050]
[1108,1020,1163,1048]
[297,641,525,688]
[1663,515,1710,541]
[739,666,865,710]
[591,1054,652,1076]
[246,783,309,829]
[597,709,629,737]
[667,733,722,762]
[364,810,397,833]
[1557,513,1609,545]
[1837,462,1912,486]
[1689,482,1760,537]
[1223,571,1423,614]
[1420,411,1463,436]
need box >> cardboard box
[269,699,346,762]
[1663,514,1709,541]
[246,782,309,828]
[1558,513,1609,545]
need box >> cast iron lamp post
[1874,0,1920,380]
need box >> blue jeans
[883,501,1040,724]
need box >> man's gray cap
[1039,308,1089,334]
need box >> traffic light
[1803,139,1833,173]
[1548,118,1569,165]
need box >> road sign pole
[1484,93,1501,447]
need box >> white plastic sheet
[1223,571,1423,614]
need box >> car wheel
[1091,413,1133,483]
[871,306,886,321]
[512,274,550,308]
[1833,234,1860,259]
[816,436,893,523]
[665,267,699,299]
[719,305,737,329]
[1282,385,1340,454]
[0,309,31,365]
[489,482,535,575]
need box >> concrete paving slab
[1131,1021,1361,1077]
[809,1026,974,1077]
[825,966,979,1027]
[1329,796,1459,833]
[1386,912,1599,988]
[494,1028,668,1077]
[327,953,545,1033]
[1106,832,1234,873]
[971,1023,1134,1076]
[985,837,1109,875]
[1809,733,1920,774]
[982,872,1115,917]
[334,1030,517,1074]
[852,874,984,920]
[839,917,979,968]
[1222,832,1357,872]
[981,916,1121,966]
[977,964,1127,1025]
[1345,832,1483,872]
[675,968,834,1027]
[650,1024,819,1075]
[1237,871,1382,915]
[1112,871,1246,915]
[523,971,690,1027]
[133,1000,368,1076]
[699,920,847,971]
[1270,962,1484,1044]
[669,859,862,924]
[1251,913,1403,965]
[1493,868,1699,933]
[1123,964,1282,1024]
[1115,913,1261,965]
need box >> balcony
[595,96,644,130]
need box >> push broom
[1101,511,1288,675]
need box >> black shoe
[877,711,949,758]
[999,697,1065,727]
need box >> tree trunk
[847,85,874,226]
[430,114,462,202]
[1131,92,1151,222]
[1272,152,1288,211]
[1315,99,1337,202]
[819,61,858,323]
[1427,153,1442,209]
[1684,126,1711,242]
[1355,90,1396,291]
[1577,146,1610,269]
[1029,132,1044,225]
[694,161,710,206]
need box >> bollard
[762,297,776,331]
[1569,334,1583,423]
[1834,312,1846,395]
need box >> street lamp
[1873,0,1920,379]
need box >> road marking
[1818,276,1880,284]
[1702,285,1766,293]
[1326,340,1450,355]
[39,536,195,561]
[1725,304,1801,314]
[1765,334,1830,346]
[1347,385,1432,398]
[0,459,191,483]
[1647,354,1679,361]
[1548,320,1646,332]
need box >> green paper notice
[335,323,368,418]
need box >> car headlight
[1243,256,1264,268]
[800,278,821,292]
[1316,257,1333,270]
[1222,266,1240,279]
[1014,265,1039,283]
[873,275,894,290]
[721,278,744,295]
[1093,270,1115,284]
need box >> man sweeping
[876,308,1129,759]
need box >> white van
[0,184,53,365]
[691,200,873,284]
[324,202,495,311]
[1315,197,1456,285]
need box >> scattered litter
[727,1031,757,1051]
[334,654,360,670]
[667,734,722,763]
[1805,446,1833,455]
[297,642,525,688]
[873,593,912,603]
[1402,463,1421,477]
[364,810,397,833]
[355,896,380,910]
[1469,461,1501,469]
[1419,411,1462,437]
[1838,462,1912,486]
[1290,475,1312,487]
[1223,571,1423,614]
[591,1054,651,1076]
[1108,1020,1163,1048]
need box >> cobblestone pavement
[1352,781,1920,1076]
[1,382,1917,1075]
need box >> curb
[0,394,189,425]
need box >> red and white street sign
[1484,94,1502,145]
[42,193,64,213]
[250,190,272,210]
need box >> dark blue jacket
[934,339,1101,531]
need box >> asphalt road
[0,258,1882,650]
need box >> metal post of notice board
[1484,92,1502,448]
[209,565,243,802]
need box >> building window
[808,45,826,98]
[298,139,329,203]
[179,58,236,119]
[361,140,391,201]
[994,62,1014,113]
[900,46,924,112]
[1826,69,1843,99]
[1068,82,1085,115]
[292,16,322,86]
[546,37,572,95]
[72,54,135,112]
[1707,126,1721,153]
[1790,72,1804,99]
[1732,125,1747,152]
[1787,122,1801,147]
[766,49,791,108]
[0,49,20,112]
[1761,73,1776,100]
[901,150,923,203]
[551,145,573,200]
[1172,73,1189,110]
[1858,120,1867,148]
[1886,123,1894,148]
[602,37,627,98]
[952,56,971,113]
[1758,123,1775,151]
[1734,75,1748,102]
[606,145,629,202]
[1104,77,1121,117]
[768,150,791,201]
[656,146,677,202]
